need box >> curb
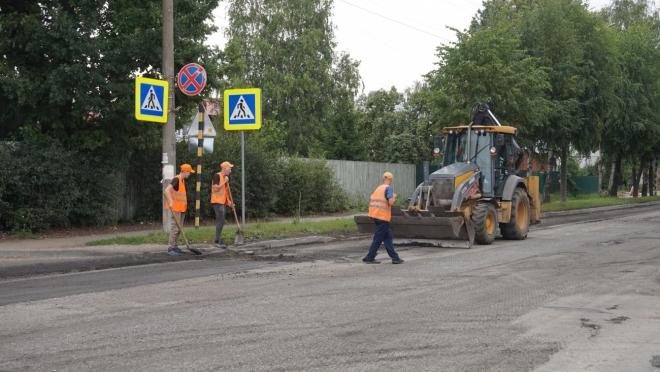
[0,249,123,259]
[0,244,163,259]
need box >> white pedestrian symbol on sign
[141,86,163,112]
[230,96,254,119]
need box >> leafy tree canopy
[0,0,222,151]
[223,0,362,156]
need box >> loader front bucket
[354,207,475,248]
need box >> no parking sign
[177,63,206,96]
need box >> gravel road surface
[1,207,659,371]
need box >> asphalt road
[1,205,660,371]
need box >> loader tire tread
[501,188,530,240]
[472,202,497,245]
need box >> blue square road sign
[224,88,261,130]
[135,77,169,123]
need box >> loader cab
[492,132,520,196]
[443,126,520,198]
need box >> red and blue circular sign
[177,63,206,96]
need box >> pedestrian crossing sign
[224,88,261,130]
[135,77,169,123]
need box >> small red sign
[177,63,207,96]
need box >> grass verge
[86,194,660,246]
[86,218,359,246]
[540,194,660,213]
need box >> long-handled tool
[226,183,245,245]
[164,193,202,255]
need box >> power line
[337,0,453,42]
[461,0,484,8]
[335,13,436,63]
[361,0,458,38]
[436,0,478,14]
[333,14,440,93]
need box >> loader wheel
[472,203,498,245]
[501,188,530,240]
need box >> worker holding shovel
[211,161,235,248]
[165,164,196,256]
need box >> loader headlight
[490,146,497,156]
[433,147,440,154]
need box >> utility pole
[162,0,175,232]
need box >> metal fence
[524,171,598,195]
[325,160,417,203]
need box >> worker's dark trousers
[212,204,226,243]
[365,219,400,262]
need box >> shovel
[226,184,245,245]
[164,193,202,255]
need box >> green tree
[223,0,361,156]
[426,3,551,150]
[600,0,660,196]
[352,83,437,164]
[322,53,364,160]
[356,87,404,162]
[0,0,222,150]
[516,0,618,202]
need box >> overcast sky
[206,0,613,95]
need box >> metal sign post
[134,76,171,232]
[224,88,262,225]
[241,131,246,225]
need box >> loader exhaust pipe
[466,121,473,164]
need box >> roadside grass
[540,193,660,213]
[85,218,359,246]
[10,228,40,239]
[86,194,660,246]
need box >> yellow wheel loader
[355,103,541,248]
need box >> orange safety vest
[165,175,187,213]
[368,184,391,222]
[211,173,230,204]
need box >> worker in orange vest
[363,172,404,264]
[164,164,195,256]
[211,161,235,248]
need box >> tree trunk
[631,164,636,197]
[560,147,568,202]
[634,156,644,197]
[641,157,648,196]
[597,149,603,198]
[543,149,555,204]
[631,162,640,198]
[607,155,621,197]
[650,161,656,196]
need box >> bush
[127,145,163,222]
[272,157,349,216]
[175,131,281,219]
[0,133,352,232]
[112,132,347,222]
[0,140,116,231]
